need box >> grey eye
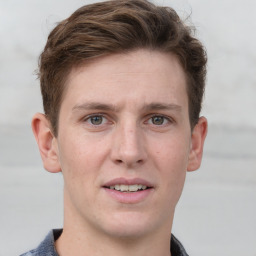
[90,116,103,125]
[151,116,164,125]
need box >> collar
[21,229,188,256]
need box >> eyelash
[83,114,109,126]
[146,114,173,126]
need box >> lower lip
[103,188,153,204]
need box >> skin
[32,49,207,256]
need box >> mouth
[102,178,154,203]
[104,184,149,192]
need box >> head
[32,0,208,245]
[39,0,207,136]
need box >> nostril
[114,159,143,165]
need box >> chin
[100,211,159,239]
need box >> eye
[86,115,107,126]
[148,115,170,126]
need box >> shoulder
[20,229,62,256]
[171,234,189,256]
[20,249,37,256]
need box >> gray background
[0,0,255,255]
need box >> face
[51,50,197,239]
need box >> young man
[22,0,207,255]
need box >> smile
[103,178,154,203]
[108,184,148,192]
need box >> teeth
[120,184,128,192]
[129,185,139,192]
[109,184,148,192]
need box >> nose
[110,121,147,168]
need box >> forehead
[62,49,188,111]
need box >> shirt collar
[32,229,188,256]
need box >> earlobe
[187,116,208,172]
[31,113,61,173]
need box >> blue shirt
[20,229,188,256]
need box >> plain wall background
[0,0,255,255]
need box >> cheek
[153,135,190,172]
[57,133,110,192]
[59,133,100,167]
[57,138,97,204]
[153,136,190,199]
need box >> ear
[31,113,61,173]
[187,116,208,172]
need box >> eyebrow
[72,102,117,112]
[72,102,182,114]
[142,103,182,112]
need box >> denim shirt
[20,229,188,256]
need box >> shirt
[20,229,188,256]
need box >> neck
[56,189,174,256]
[55,226,172,256]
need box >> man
[21,0,207,255]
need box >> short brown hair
[39,0,207,135]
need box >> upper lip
[103,177,154,188]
